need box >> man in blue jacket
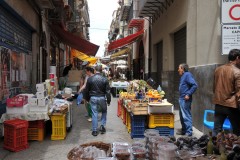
[177,63,198,136]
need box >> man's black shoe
[176,130,185,135]
[99,125,106,134]
[92,131,98,136]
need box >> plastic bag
[77,93,83,106]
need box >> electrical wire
[89,27,109,30]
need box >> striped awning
[110,48,131,59]
[71,49,98,65]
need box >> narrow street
[0,97,203,160]
[0,97,133,160]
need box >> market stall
[0,72,74,152]
[116,79,173,139]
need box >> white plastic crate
[29,104,49,112]
[148,102,174,114]
[6,104,29,114]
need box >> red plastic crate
[123,107,127,125]
[4,119,29,152]
[117,99,122,117]
[28,120,45,128]
[7,95,28,107]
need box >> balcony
[138,0,174,21]
[119,1,132,21]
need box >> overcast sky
[88,0,119,57]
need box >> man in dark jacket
[85,65,111,136]
[177,63,198,136]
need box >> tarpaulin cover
[71,49,98,65]
[108,30,144,52]
[51,24,99,56]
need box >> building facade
[0,0,93,116]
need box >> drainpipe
[148,17,152,79]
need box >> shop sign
[221,0,240,24]
[222,24,240,55]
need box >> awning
[128,19,144,31]
[71,49,98,65]
[51,24,99,56]
[108,30,144,52]
[110,48,131,59]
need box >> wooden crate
[130,102,148,115]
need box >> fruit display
[119,79,165,102]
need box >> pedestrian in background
[59,64,73,90]
[213,49,240,136]
[85,65,111,136]
[78,61,92,121]
[62,64,73,77]
[177,63,198,136]
[77,66,94,122]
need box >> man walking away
[213,49,240,136]
[85,65,111,136]
[177,63,198,136]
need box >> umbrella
[117,60,127,65]
[116,65,128,69]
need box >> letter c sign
[229,4,240,21]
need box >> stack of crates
[28,120,45,141]
[130,113,147,139]
[117,99,122,117]
[122,106,127,124]
[51,114,66,140]
[148,113,174,136]
[126,111,131,133]
[4,119,29,152]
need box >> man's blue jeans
[89,96,107,132]
[179,99,192,135]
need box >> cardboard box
[36,90,47,99]
[36,83,46,92]
[38,97,49,106]
[148,102,174,114]
[68,70,82,82]
[28,96,38,106]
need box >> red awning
[51,24,99,56]
[128,19,144,31]
[108,30,144,52]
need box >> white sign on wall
[222,25,240,55]
[221,0,240,24]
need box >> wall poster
[0,47,11,103]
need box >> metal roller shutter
[156,41,163,86]
[173,27,186,108]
